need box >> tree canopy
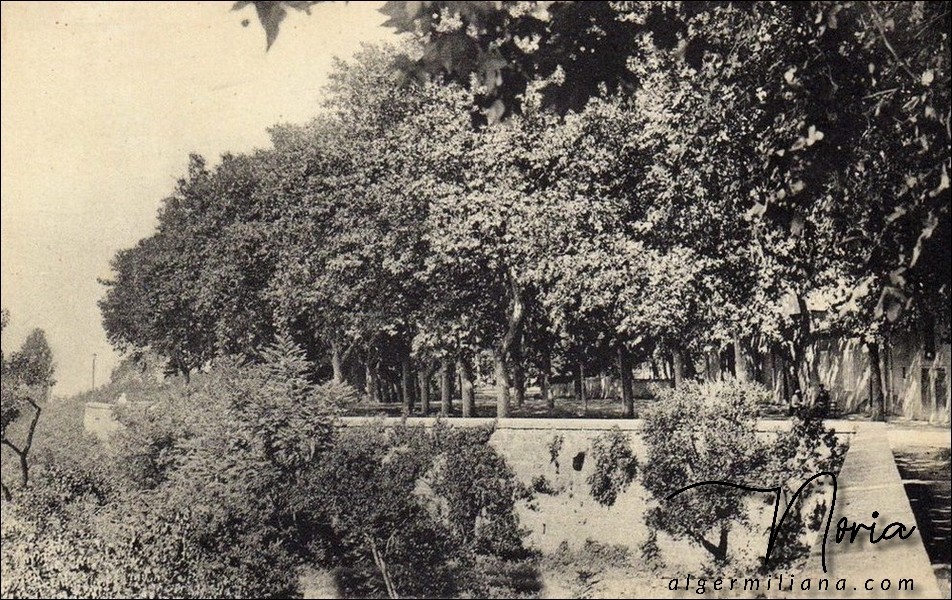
[100,2,950,419]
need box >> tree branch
[1,398,42,489]
[1,437,24,457]
[23,399,42,458]
[866,4,917,81]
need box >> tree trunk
[780,353,790,404]
[365,361,373,400]
[733,337,748,382]
[331,340,344,384]
[401,359,413,414]
[494,270,524,418]
[458,358,475,418]
[696,526,729,564]
[619,345,634,418]
[794,293,813,391]
[573,363,584,403]
[419,363,432,416]
[494,350,511,418]
[868,340,886,421]
[369,363,381,403]
[541,350,553,413]
[366,536,399,599]
[1,399,41,497]
[672,347,684,387]
[513,358,526,409]
[683,348,697,380]
[579,363,588,414]
[440,358,453,416]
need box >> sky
[1,1,398,395]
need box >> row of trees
[102,2,950,419]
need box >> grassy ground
[348,387,639,419]
[346,386,795,419]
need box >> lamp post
[91,353,97,390]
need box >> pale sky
[1,1,397,395]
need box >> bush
[531,474,557,495]
[757,402,848,571]
[312,422,537,598]
[2,336,343,598]
[640,378,845,570]
[586,427,638,507]
[2,339,537,598]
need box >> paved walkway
[798,422,942,598]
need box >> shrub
[312,423,536,598]
[3,339,534,599]
[586,427,638,507]
[531,474,557,495]
[2,336,343,598]
[757,403,848,571]
[640,378,846,570]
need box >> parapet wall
[83,402,121,440]
[340,417,860,560]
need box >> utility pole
[91,353,97,390]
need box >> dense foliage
[11,2,944,596]
[1,338,534,598]
[586,427,638,507]
[640,379,845,567]
[101,1,950,421]
[2,312,55,501]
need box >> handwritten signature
[666,472,917,573]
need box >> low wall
[799,423,942,598]
[341,417,859,563]
[342,418,941,598]
[83,402,121,441]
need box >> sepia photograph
[1,2,949,598]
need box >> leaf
[921,69,935,86]
[484,99,506,125]
[909,213,939,267]
[254,2,288,50]
[885,204,907,224]
[380,1,422,33]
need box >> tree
[99,158,219,378]
[312,423,532,598]
[1,322,54,501]
[241,1,949,365]
[7,329,56,391]
[640,379,773,565]
[110,2,948,421]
